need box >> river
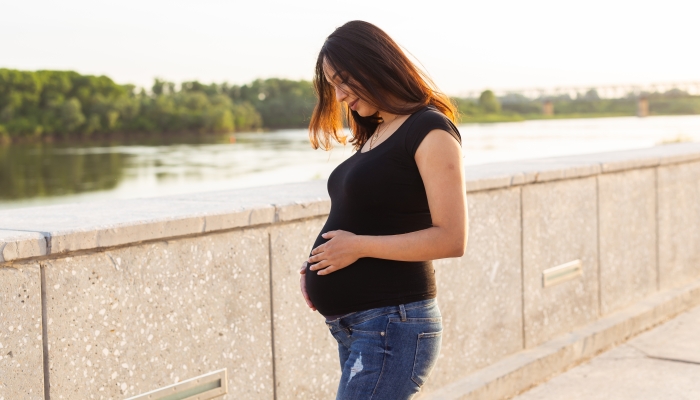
[1,115,699,210]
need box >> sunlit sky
[3,0,699,95]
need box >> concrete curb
[2,143,700,264]
[424,278,700,400]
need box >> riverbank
[0,111,696,147]
[458,112,635,123]
[0,129,246,147]
[2,115,700,210]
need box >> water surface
[2,115,699,210]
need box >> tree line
[453,88,700,123]
[2,68,699,143]
[0,69,317,143]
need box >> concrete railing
[2,142,700,399]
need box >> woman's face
[323,60,378,117]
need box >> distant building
[637,97,649,117]
[543,101,554,116]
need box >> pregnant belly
[305,261,362,316]
[305,258,434,316]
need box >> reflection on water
[0,144,126,200]
[2,115,700,210]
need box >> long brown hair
[309,20,457,151]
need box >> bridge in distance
[461,81,700,117]
[462,81,700,100]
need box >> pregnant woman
[300,20,468,399]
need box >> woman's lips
[349,99,358,110]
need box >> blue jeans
[325,299,443,400]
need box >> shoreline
[2,112,699,147]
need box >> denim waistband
[324,299,436,334]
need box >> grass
[457,112,638,124]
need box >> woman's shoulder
[413,105,450,123]
[403,105,461,155]
[413,106,460,137]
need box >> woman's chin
[354,108,375,118]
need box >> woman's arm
[308,129,468,275]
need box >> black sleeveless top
[305,105,461,316]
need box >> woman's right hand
[299,261,316,311]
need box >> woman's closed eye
[329,80,349,91]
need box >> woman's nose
[334,86,347,103]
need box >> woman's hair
[309,20,457,151]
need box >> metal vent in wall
[126,368,227,400]
[542,260,583,287]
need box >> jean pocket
[348,313,394,335]
[411,331,443,387]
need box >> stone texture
[463,166,517,193]
[525,158,602,183]
[658,161,700,290]
[0,145,699,399]
[275,199,330,223]
[462,157,602,193]
[462,143,700,194]
[514,305,700,400]
[424,279,700,400]
[586,149,661,173]
[630,296,700,364]
[0,230,47,263]
[0,198,274,255]
[43,228,273,400]
[165,181,330,223]
[654,142,700,165]
[0,181,333,260]
[514,344,700,400]
[522,177,599,348]
[559,147,663,173]
[0,265,44,400]
[2,145,700,264]
[542,143,700,173]
[423,187,523,394]
[598,169,658,315]
[269,218,340,400]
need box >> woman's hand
[308,230,363,275]
[299,261,316,311]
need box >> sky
[3,0,700,96]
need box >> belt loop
[399,304,406,322]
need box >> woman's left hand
[308,230,363,275]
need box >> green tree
[227,78,316,128]
[479,90,501,113]
[152,79,175,96]
[59,98,86,133]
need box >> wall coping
[1,142,699,264]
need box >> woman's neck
[377,111,399,124]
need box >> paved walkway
[514,304,700,400]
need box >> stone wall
[2,143,700,399]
